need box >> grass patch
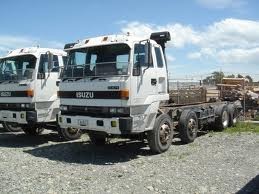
[224,122,259,133]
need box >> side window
[155,47,164,68]
[62,56,68,66]
[52,55,59,72]
[38,54,59,73]
[38,54,48,73]
[133,44,153,68]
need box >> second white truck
[0,47,81,139]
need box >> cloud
[120,18,259,80]
[121,21,201,48]
[199,18,259,49]
[196,0,246,9]
[217,48,259,64]
[0,35,64,56]
[166,54,176,63]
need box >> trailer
[57,32,242,153]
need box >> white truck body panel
[58,34,169,134]
[0,47,66,125]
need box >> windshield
[0,55,36,81]
[62,44,130,78]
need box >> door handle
[151,78,157,85]
[56,81,60,86]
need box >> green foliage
[224,122,259,133]
[203,71,225,85]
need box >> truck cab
[0,47,67,135]
[58,32,171,145]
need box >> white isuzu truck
[58,32,240,153]
[0,47,81,138]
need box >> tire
[59,127,82,141]
[179,110,198,144]
[214,105,229,131]
[2,122,22,132]
[227,104,238,127]
[22,126,44,136]
[147,114,174,154]
[88,133,107,146]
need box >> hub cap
[187,118,197,136]
[159,122,171,145]
[222,111,229,128]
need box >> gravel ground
[0,128,258,194]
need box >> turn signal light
[26,89,34,97]
[120,89,129,100]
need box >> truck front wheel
[179,110,198,144]
[215,105,229,131]
[2,122,22,132]
[147,114,174,154]
[59,127,82,141]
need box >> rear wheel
[59,127,82,140]
[88,133,107,145]
[228,104,238,127]
[23,126,44,135]
[147,114,174,154]
[2,122,22,132]
[214,105,229,131]
[179,110,198,144]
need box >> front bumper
[58,114,133,135]
[0,110,37,124]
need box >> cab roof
[1,47,66,58]
[65,34,157,51]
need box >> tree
[237,74,244,78]
[226,74,235,78]
[245,75,253,83]
[212,71,225,84]
[203,71,225,85]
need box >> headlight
[25,103,35,109]
[117,108,125,114]
[60,105,68,111]
[109,108,117,114]
[21,104,25,108]
[109,107,130,114]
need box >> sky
[0,0,259,81]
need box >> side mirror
[46,51,54,71]
[144,41,152,66]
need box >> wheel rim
[159,122,171,145]
[187,118,197,137]
[6,122,21,131]
[64,127,80,137]
[233,117,237,124]
[222,111,229,128]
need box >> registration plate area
[78,119,88,126]
[1,111,10,118]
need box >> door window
[38,54,59,73]
[133,44,153,68]
[155,47,164,68]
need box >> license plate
[2,112,9,118]
[78,119,88,126]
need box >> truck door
[154,45,168,94]
[35,54,62,121]
[130,43,158,105]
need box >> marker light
[26,89,34,97]
[120,89,129,100]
